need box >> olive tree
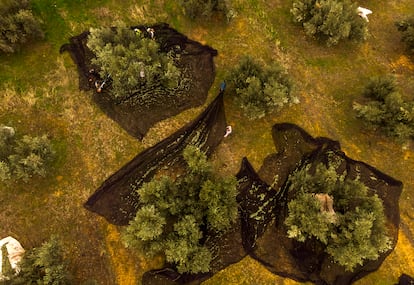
[227,56,295,120]
[285,162,391,271]
[291,0,367,46]
[123,145,238,274]
[0,0,43,53]
[87,25,188,104]
[0,126,54,182]
[396,16,414,53]
[353,76,414,142]
[4,236,71,284]
[178,0,235,21]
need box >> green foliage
[396,16,414,53]
[285,192,332,243]
[4,236,71,284]
[124,205,166,242]
[0,0,44,53]
[291,0,367,46]
[227,56,294,120]
[200,177,238,230]
[87,25,188,103]
[164,215,211,273]
[0,126,55,182]
[362,76,396,101]
[178,0,234,21]
[123,145,238,274]
[284,162,391,271]
[0,161,11,181]
[1,245,14,278]
[183,145,211,174]
[353,76,414,142]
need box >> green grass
[1,0,414,284]
[31,0,107,45]
[31,1,68,47]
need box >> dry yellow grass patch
[125,0,169,24]
[104,224,166,285]
[0,86,38,112]
[142,104,204,148]
[204,256,312,285]
[390,55,414,72]
[188,26,209,45]
[128,5,148,22]
[105,224,137,285]
[403,149,412,160]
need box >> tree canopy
[0,0,43,53]
[353,76,414,142]
[123,145,238,274]
[396,16,414,54]
[284,161,391,271]
[87,25,189,104]
[0,126,54,182]
[178,0,235,21]
[290,0,367,46]
[227,56,295,120]
[3,236,71,285]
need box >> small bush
[291,0,367,46]
[0,126,54,182]
[1,244,14,278]
[353,76,414,142]
[0,0,44,53]
[362,76,396,101]
[396,16,414,53]
[5,236,71,284]
[178,0,235,21]
[227,56,294,120]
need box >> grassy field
[1,0,413,284]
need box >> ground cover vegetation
[290,0,368,46]
[396,15,414,54]
[2,237,71,284]
[0,125,54,182]
[226,56,294,120]
[353,76,414,142]
[123,145,238,274]
[285,161,391,271]
[87,24,188,105]
[0,0,43,53]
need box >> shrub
[87,25,189,103]
[227,56,294,120]
[353,76,414,142]
[4,236,71,284]
[396,16,414,53]
[291,0,367,46]
[178,0,235,21]
[0,126,55,182]
[285,162,391,271]
[0,0,44,53]
[362,76,396,101]
[123,145,238,274]
[1,244,14,278]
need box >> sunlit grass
[203,256,313,285]
[0,0,414,283]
